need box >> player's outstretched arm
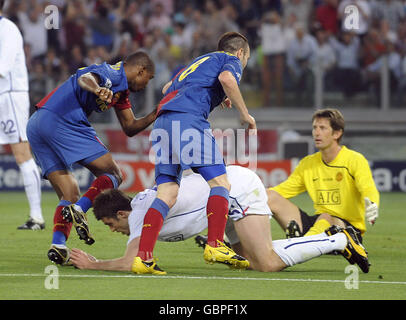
[70,237,140,271]
[218,71,256,133]
[115,107,157,137]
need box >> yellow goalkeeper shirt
[270,146,379,234]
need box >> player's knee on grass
[249,252,285,272]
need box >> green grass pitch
[0,191,405,300]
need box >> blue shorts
[151,111,226,185]
[27,108,108,178]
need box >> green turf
[0,191,405,300]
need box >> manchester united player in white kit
[0,1,44,229]
[69,166,369,273]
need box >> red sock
[77,175,115,212]
[53,205,72,240]
[137,208,164,261]
[206,194,229,247]
[83,175,114,201]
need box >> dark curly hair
[93,189,132,221]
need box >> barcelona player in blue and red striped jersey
[132,32,257,274]
[27,51,157,265]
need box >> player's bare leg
[232,214,287,272]
[267,189,303,237]
[233,214,354,272]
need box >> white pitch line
[0,273,405,285]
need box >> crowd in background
[3,0,406,111]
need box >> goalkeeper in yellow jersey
[267,108,379,243]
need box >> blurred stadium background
[0,0,405,195]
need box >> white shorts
[0,91,29,145]
[225,165,272,245]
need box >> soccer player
[26,51,157,264]
[0,1,44,230]
[267,108,379,243]
[69,165,369,273]
[132,32,257,274]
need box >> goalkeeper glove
[365,197,378,225]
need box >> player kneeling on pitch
[69,166,369,274]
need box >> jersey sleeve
[270,160,307,198]
[351,153,380,206]
[220,55,243,85]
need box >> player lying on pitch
[69,165,369,274]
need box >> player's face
[312,117,341,150]
[101,214,130,236]
[128,67,154,92]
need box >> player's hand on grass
[70,248,97,269]
[94,87,113,104]
[365,197,379,225]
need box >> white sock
[19,158,43,223]
[273,233,347,267]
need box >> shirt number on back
[178,57,211,81]
[1,120,16,135]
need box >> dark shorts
[27,108,108,178]
[152,111,226,185]
[299,209,363,242]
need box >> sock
[76,174,117,213]
[19,158,43,222]
[137,198,169,261]
[52,200,72,245]
[273,233,347,267]
[206,186,229,248]
[304,218,331,236]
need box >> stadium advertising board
[1,155,405,192]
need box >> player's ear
[333,129,343,142]
[236,48,244,59]
[117,210,130,219]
